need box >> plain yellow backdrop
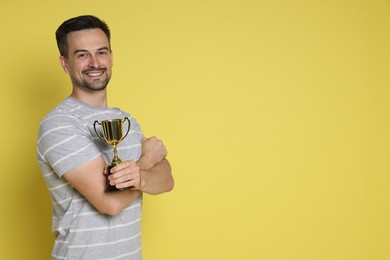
[0,0,389,259]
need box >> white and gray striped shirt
[37,97,144,260]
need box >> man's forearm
[101,189,141,215]
[139,159,174,195]
[64,156,142,216]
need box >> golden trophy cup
[93,117,130,191]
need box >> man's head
[56,15,111,58]
[56,15,113,94]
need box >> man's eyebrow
[73,49,88,55]
[73,47,109,55]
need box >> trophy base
[105,164,133,192]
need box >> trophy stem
[112,143,122,165]
[106,143,124,192]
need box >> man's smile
[84,69,106,78]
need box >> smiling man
[37,15,174,260]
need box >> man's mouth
[84,69,106,78]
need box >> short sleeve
[37,115,101,177]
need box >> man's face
[60,28,113,92]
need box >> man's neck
[70,89,108,107]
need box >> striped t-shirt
[37,97,144,260]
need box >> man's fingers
[110,161,138,173]
[109,173,132,186]
[116,178,140,189]
[111,172,141,189]
[107,160,140,188]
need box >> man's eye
[77,53,88,58]
[99,51,108,55]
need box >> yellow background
[1,0,389,259]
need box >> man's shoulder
[39,98,86,130]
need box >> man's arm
[63,155,141,216]
[111,158,174,195]
[109,137,174,194]
[141,158,174,194]
[63,136,173,216]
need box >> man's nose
[88,55,100,68]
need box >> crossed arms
[63,137,174,216]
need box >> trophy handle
[93,120,106,141]
[120,117,131,142]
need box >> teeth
[86,71,104,77]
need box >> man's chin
[81,80,109,92]
[85,85,107,92]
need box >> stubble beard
[80,77,110,91]
[72,69,111,92]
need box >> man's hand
[104,136,173,194]
[138,137,167,169]
[107,161,141,190]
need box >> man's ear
[59,56,69,73]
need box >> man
[37,15,174,260]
